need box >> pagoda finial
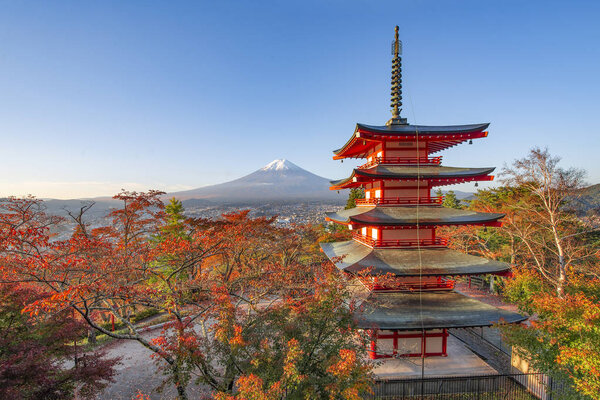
[387,25,407,126]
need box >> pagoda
[321,27,526,360]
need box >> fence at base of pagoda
[364,372,584,400]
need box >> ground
[371,335,497,380]
[96,327,499,399]
[96,282,518,398]
[96,326,211,400]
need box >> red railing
[359,156,442,169]
[352,233,448,248]
[355,196,444,206]
[372,280,456,291]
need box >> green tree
[345,188,364,209]
[442,190,462,209]
[162,197,187,239]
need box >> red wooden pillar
[369,330,377,359]
[442,328,448,356]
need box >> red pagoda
[321,27,525,359]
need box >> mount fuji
[169,159,345,204]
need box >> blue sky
[1,0,599,198]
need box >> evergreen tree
[162,197,187,239]
[442,190,462,209]
[345,188,364,209]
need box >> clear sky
[1,0,599,199]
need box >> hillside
[168,159,345,204]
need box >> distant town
[183,201,343,226]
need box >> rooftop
[326,206,504,227]
[333,123,490,159]
[356,291,527,330]
[330,166,495,189]
[320,240,510,276]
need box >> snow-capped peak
[261,159,301,172]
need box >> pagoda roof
[356,122,490,135]
[326,206,504,227]
[333,123,490,159]
[330,166,495,189]
[320,240,510,277]
[356,290,527,330]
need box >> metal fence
[365,373,584,400]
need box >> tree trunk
[176,382,188,400]
[557,254,566,299]
[87,328,97,345]
[509,236,516,265]
[173,366,189,400]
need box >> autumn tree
[0,192,371,399]
[0,283,118,399]
[501,147,592,297]
[502,274,600,399]
[438,148,600,398]
[442,148,596,296]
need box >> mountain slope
[169,159,345,204]
[571,183,600,216]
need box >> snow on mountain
[260,159,302,172]
[169,159,345,203]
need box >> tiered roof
[326,206,504,227]
[320,26,525,336]
[330,166,495,189]
[321,241,511,276]
[333,123,490,159]
[356,291,527,330]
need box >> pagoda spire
[387,26,407,126]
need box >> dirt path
[95,326,212,400]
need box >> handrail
[356,196,444,206]
[372,280,456,291]
[359,156,442,169]
[353,233,448,248]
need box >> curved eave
[320,240,511,277]
[330,166,495,189]
[325,206,504,227]
[355,291,527,330]
[356,122,490,135]
[356,166,495,179]
[333,123,490,159]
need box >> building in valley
[321,27,526,359]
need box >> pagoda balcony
[356,196,444,206]
[371,278,456,292]
[359,156,442,169]
[352,233,448,248]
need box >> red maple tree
[1,192,371,399]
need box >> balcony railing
[359,156,442,169]
[356,196,444,206]
[352,233,448,248]
[372,279,456,292]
